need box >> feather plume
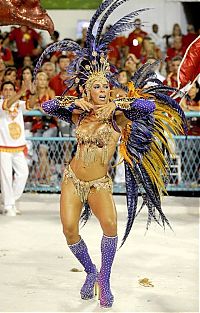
[33,40,81,78]
[86,0,115,48]
[101,8,150,48]
[96,0,130,44]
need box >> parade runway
[0,194,199,313]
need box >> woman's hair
[21,66,33,82]
[172,23,182,36]
[4,66,17,77]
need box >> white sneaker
[5,208,16,217]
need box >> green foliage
[41,0,101,10]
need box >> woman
[31,71,57,184]
[34,0,186,308]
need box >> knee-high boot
[68,238,98,299]
[98,234,118,308]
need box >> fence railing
[24,110,200,193]
[24,135,200,193]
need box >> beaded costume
[35,0,187,249]
[63,165,112,203]
[34,0,188,308]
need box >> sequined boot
[98,234,118,308]
[68,238,98,299]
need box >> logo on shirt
[8,122,21,139]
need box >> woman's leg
[88,189,118,308]
[88,189,117,236]
[60,179,98,299]
[60,179,82,244]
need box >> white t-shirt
[0,99,27,152]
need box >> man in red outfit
[49,55,76,96]
[6,25,42,67]
[182,24,198,49]
[126,18,148,59]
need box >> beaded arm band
[41,97,77,123]
[112,97,156,132]
[55,96,78,107]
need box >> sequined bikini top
[75,115,112,166]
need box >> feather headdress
[34,0,150,93]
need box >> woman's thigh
[60,179,83,229]
[88,189,117,236]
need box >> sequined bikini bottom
[63,165,113,203]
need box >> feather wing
[118,64,187,246]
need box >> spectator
[5,26,42,68]
[0,80,35,216]
[49,55,76,96]
[149,23,165,53]
[182,24,198,49]
[124,53,140,77]
[146,57,166,82]
[164,23,183,48]
[111,70,129,99]
[42,62,56,81]
[163,56,182,88]
[181,81,200,112]
[126,18,148,59]
[166,35,185,62]
[19,66,34,104]
[31,71,57,185]
[0,34,14,66]
[3,66,19,91]
[17,56,34,79]
[140,36,162,64]
[109,34,128,68]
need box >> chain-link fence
[25,135,200,193]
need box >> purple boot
[98,234,118,308]
[68,238,98,300]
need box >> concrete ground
[0,194,199,313]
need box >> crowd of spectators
[0,21,199,186]
[0,20,199,101]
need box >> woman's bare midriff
[70,132,120,181]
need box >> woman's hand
[95,101,116,119]
[74,98,93,112]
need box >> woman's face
[188,84,199,100]
[36,73,48,88]
[90,80,110,106]
[118,71,128,84]
[22,68,32,82]
[4,70,17,83]
[125,55,137,73]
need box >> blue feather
[96,0,130,44]
[33,40,81,78]
[86,0,115,48]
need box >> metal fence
[24,134,200,193]
[24,110,200,193]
